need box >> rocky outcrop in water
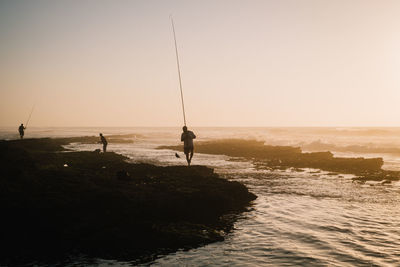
[159,139,400,182]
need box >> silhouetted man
[18,124,25,139]
[181,126,196,166]
[99,133,107,152]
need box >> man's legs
[103,144,107,153]
[184,147,193,166]
[189,148,194,163]
[185,152,190,166]
[185,153,190,166]
[184,147,190,166]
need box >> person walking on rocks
[99,133,108,152]
[181,126,196,166]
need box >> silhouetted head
[182,126,187,132]
[99,133,103,136]
[21,123,23,126]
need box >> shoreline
[0,137,256,265]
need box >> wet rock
[116,170,130,181]
[159,139,386,177]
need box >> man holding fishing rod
[18,124,26,139]
[19,105,34,139]
[170,16,197,166]
[181,126,196,166]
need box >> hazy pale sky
[1,0,400,127]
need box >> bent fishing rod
[170,15,187,127]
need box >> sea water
[1,127,400,266]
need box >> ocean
[1,127,400,266]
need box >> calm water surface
[1,127,400,266]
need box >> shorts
[184,146,194,155]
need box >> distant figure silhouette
[18,124,26,139]
[99,133,108,152]
[181,126,196,166]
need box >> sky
[1,0,400,127]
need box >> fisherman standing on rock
[18,124,26,139]
[181,126,196,166]
[99,133,108,153]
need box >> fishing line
[170,15,187,126]
[25,104,35,128]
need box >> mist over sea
[1,127,400,266]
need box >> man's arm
[181,133,185,142]
[192,132,196,139]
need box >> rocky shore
[0,137,256,265]
[159,139,400,183]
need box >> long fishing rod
[25,104,35,128]
[170,15,187,126]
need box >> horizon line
[2,125,400,128]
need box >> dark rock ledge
[0,137,256,265]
